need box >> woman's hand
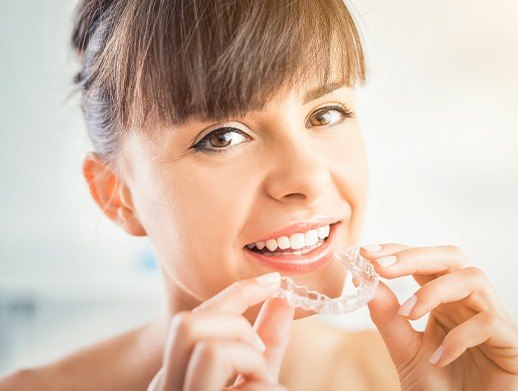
[148,272,295,391]
[361,243,518,390]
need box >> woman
[1,0,517,390]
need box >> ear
[82,151,146,236]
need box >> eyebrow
[302,80,346,105]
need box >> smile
[243,221,341,274]
[245,224,331,254]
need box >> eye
[306,104,355,128]
[191,127,251,153]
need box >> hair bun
[71,0,116,55]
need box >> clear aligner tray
[271,247,379,314]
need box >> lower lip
[243,222,340,274]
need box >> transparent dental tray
[271,247,379,314]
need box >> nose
[264,136,332,205]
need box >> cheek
[328,126,369,196]
[132,161,253,298]
[128,127,369,300]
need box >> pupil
[316,113,330,124]
[211,132,232,147]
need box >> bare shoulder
[0,322,161,391]
[0,368,41,391]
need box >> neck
[135,274,201,380]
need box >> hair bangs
[73,0,366,165]
[100,0,367,132]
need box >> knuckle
[230,279,247,293]
[170,310,195,337]
[447,244,460,253]
[465,266,486,282]
[448,245,467,262]
[481,311,498,328]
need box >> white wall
[0,0,517,374]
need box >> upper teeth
[246,224,331,251]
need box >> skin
[362,244,518,389]
[94,82,369,323]
[82,78,518,389]
[1,80,517,389]
[101,83,369,389]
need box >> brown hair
[70,0,366,167]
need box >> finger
[429,311,518,371]
[161,311,268,391]
[183,339,269,391]
[252,297,295,383]
[146,367,164,391]
[233,297,295,386]
[362,243,469,286]
[360,242,413,260]
[194,272,282,314]
[367,279,422,367]
[398,267,505,319]
[360,243,431,285]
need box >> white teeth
[324,225,330,237]
[247,224,332,252]
[317,225,330,240]
[265,239,278,251]
[289,233,305,250]
[304,229,319,246]
[277,236,290,250]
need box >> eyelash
[191,104,355,154]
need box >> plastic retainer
[271,247,379,314]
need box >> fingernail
[376,255,397,267]
[362,244,382,252]
[253,332,266,352]
[429,345,444,365]
[398,295,417,317]
[255,272,281,284]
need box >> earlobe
[82,151,147,237]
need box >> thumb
[368,280,421,367]
[233,297,295,386]
[253,297,295,382]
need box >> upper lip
[244,215,343,246]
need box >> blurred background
[1,0,517,376]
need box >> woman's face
[119,81,369,321]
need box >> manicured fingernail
[362,244,382,252]
[429,345,444,365]
[255,272,281,284]
[398,295,417,317]
[376,255,397,267]
[253,332,266,352]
